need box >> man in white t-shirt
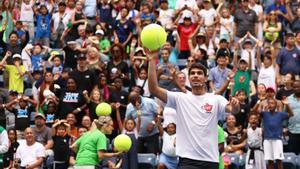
[15,127,45,169]
[147,50,240,169]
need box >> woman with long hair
[1,0,15,42]
[263,10,282,56]
[71,116,123,168]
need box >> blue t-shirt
[276,47,300,75]
[262,111,288,139]
[31,54,44,71]
[266,4,287,23]
[35,13,52,38]
[114,20,135,43]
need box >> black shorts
[177,157,219,169]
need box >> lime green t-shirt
[75,130,107,166]
[6,65,26,93]
[100,39,111,53]
[218,125,225,169]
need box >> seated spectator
[51,120,72,169]
[15,127,45,169]
[3,129,19,168]
[66,113,79,140]
[32,113,54,154]
[224,114,246,155]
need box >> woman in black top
[3,129,19,168]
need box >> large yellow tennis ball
[114,134,132,152]
[141,24,167,51]
[95,102,112,116]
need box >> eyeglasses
[187,60,195,62]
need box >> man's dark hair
[285,33,295,40]
[188,63,207,76]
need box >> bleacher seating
[138,153,157,169]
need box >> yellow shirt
[6,65,26,93]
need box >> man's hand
[144,48,160,60]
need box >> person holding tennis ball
[71,116,123,169]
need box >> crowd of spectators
[0,0,299,168]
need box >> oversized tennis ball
[141,24,167,51]
[114,134,132,152]
[96,102,112,116]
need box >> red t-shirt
[177,24,197,51]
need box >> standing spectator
[276,33,300,84]
[218,7,234,42]
[33,4,53,46]
[257,49,277,90]
[233,0,258,40]
[158,0,175,30]
[68,1,86,41]
[291,7,300,32]
[97,0,113,29]
[0,125,9,169]
[15,127,45,169]
[51,2,70,48]
[208,49,231,94]
[260,98,293,169]
[287,80,300,154]
[106,44,130,86]
[19,0,35,41]
[83,0,97,28]
[276,73,295,100]
[1,0,14,43]
[157,48,179,90]
[244,114,266,169]
[266,0,293,24]
[57,77,86,123]
[3,129,19,168]
[70,55,98,93]
[198,0,218,28]
[248,0,264,41]
[125,91,159,154]
[113,7,134,46]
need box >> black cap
[219,38,228,43]
[216,48,229,59]
[9,90,18,96]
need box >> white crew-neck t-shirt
[167,91,228,162]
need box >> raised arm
[147,49,167,103]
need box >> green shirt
[75,130,107,166]
[218,126,225,169]
[0,126,5,164]
[232,69,251,97]
[100,39,111,53]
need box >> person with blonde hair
[71,116,123,169]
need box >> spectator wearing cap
[69,54,98,93]
[113,7,135,46]
[52,2,71,48]
[32,113,54,153]
[94,28,111,55]
[276,33,300,84]
[287,80,300,154]
[208,49,231,95]
[0,52,26,93]
[175,10,202,59]
[233,0,258,40]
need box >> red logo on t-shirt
[201,103,213,113]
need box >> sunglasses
[187,59,195,62]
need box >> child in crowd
[116,103,139,169]
[260,98,293,169]
[52,120,72,169]
[44,101,58,127]
[244,114,266,169]
[3,129,19,168]
[157,107,178,169]
[47,51,64,75]
[219,7,234,43]
[25,43,49,72]
[14,21,27,45]
[235,89,250,129]
[0,52,27,93]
